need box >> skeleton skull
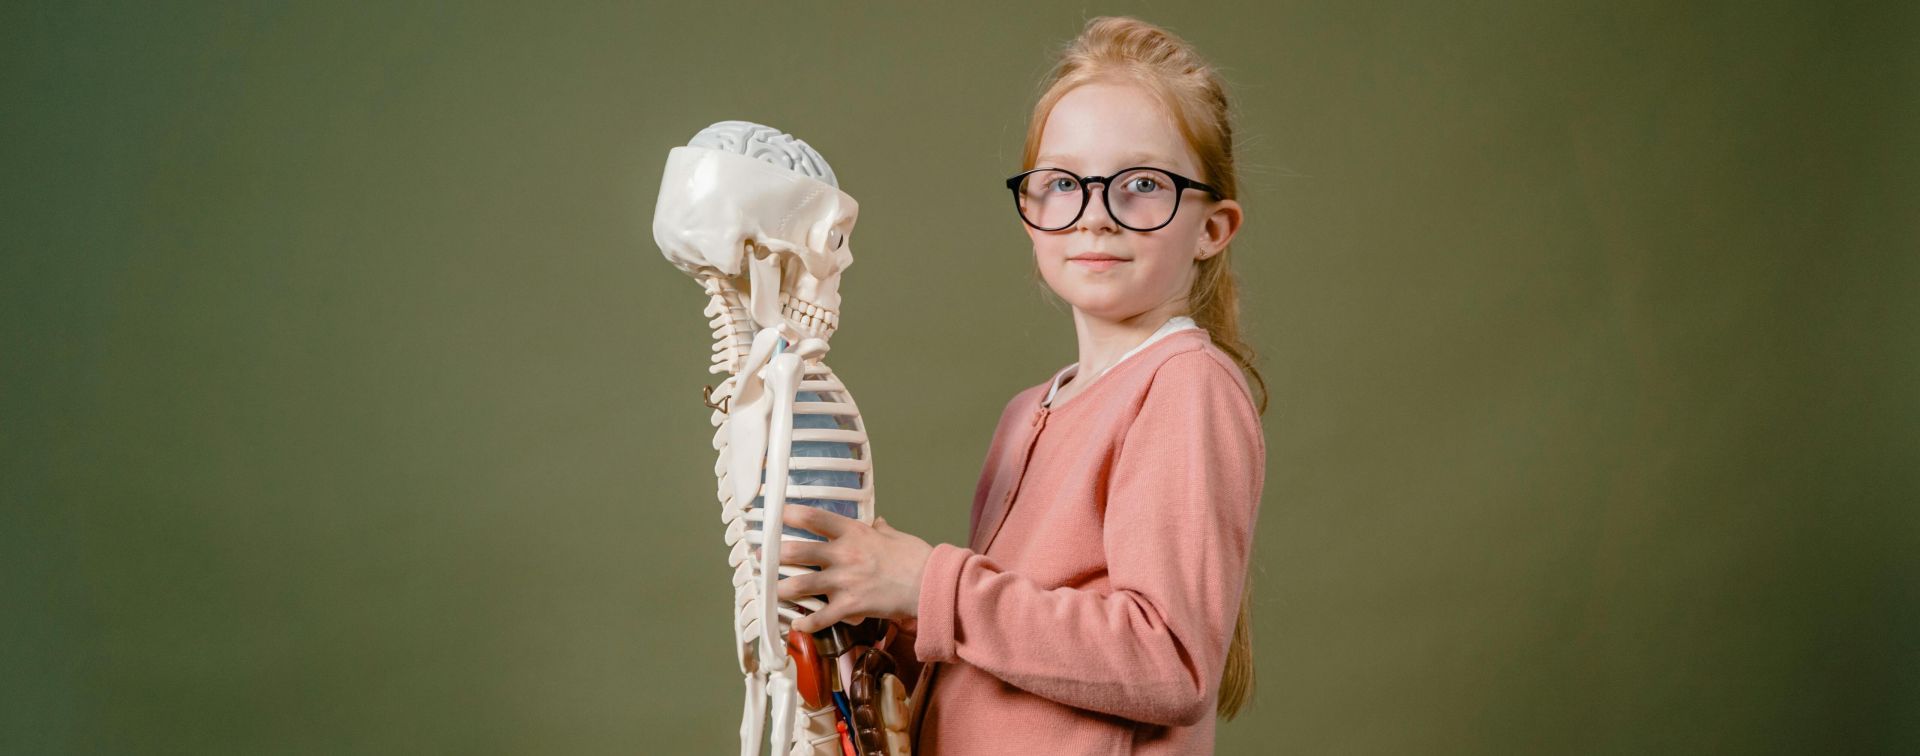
[653,121,858,341]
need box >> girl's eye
[1049,178,1078,193]
[1126,176,1161,193]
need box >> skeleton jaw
[779,292,838,339]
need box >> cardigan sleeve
[914,351,1266,726]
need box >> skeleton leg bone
[741,667,765,756]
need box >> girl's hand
[776,506,934,634]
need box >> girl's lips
[1069,257,1127,271]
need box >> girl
[777,16,1266,754]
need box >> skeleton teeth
[774,294,840,336]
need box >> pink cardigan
[887,328,1266,755]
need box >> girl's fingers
[779,540,831,567]
[782,505,855,539]
[776,569,827,602]
[798,601,854,634]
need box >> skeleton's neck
[703,277,754,376]
[703,278,841,376]
[695,274,837,378]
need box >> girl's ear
[1196,198,1244,260]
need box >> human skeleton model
[652,121,913,756]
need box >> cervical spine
[705,277,752,375]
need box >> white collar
[1043,316,1202,407]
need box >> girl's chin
[1040,278,1155,314]
[1060,298,1149,321]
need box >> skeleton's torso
[703,324,877,755]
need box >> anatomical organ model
[652,121,914,756]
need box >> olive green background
[4,2,1915,754]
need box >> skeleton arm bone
[755,349,804,668]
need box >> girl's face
[1024,82,1241,324]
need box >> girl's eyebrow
[1035,150,1179,169]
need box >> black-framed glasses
[1005,166,1223,232]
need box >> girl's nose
[1077,183,1120,232]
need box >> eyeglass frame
[1004,166,1225,233]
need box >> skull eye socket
[827,228,845,250]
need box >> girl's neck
[1069,298,1190,381]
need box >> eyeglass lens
[1016,169,1183,231]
